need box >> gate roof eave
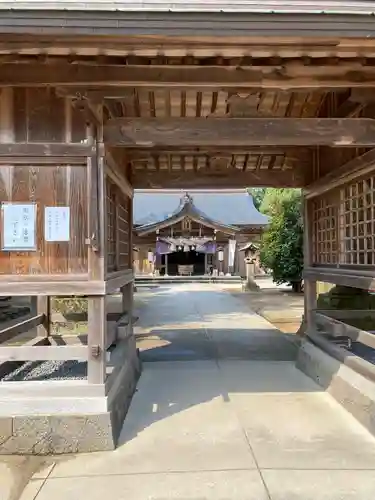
[1,1,375,15]
[0,8,374,38]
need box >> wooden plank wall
[0,88,88,276]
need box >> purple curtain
[203,241,216,254]
[155,240,171,255]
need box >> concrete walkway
[4,283,375,499]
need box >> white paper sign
[44,207,70,242]
[1,203,36,251]
[228,239,237,268]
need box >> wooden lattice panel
[312,195,338,265]
[106,180,117,272]
[117,195,130,270]
[106,178,130,272]
[340,177,375,266]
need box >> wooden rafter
[104,118,375,147]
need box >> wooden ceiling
[2,35,374,189]
[102,87,323,180]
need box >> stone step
[135,275,243,285]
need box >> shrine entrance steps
[23,283,375,500]
[135,274,244,285]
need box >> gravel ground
[1,360,87,381]
[0,305,30,322]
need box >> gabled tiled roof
[133,189,269,227]
[0,1,373,14]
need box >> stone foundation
[0,339,141,455]
[296,340,375,437]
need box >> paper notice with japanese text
[44,207,70,242]
[1,203,37,251]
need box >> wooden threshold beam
[105,269,133,294]
[305,148,375,199]
[1,62,371,89]
[0,280,106,296]
[0,345,88,362]
[132,168,305,189]
[104,118,375,148]
[304,266,375,291]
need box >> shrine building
[133,189,268,277]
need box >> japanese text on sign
[44,207,70,242]
[1,203,37,251]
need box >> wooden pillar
[0,87,14,142]
[120,282,134,339]
[87,106,107,384]
[165,253,169,276]
[303,195,317,334]
[31,296,51,337]
[88,296,106,384]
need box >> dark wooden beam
[2,63,375,89]
[58,87,135,103]
[127,147,295,158]
[104,118,375,148]
[305,148,375,198]
[0,143,95,157]
[131,168,305,189]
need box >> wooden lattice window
[339,176,375,265]
[106,180,116,272]
[312,195,338,265]
[117,195,130,270]
[106,178,130,272]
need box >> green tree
[259,188,304,292]
[248,187,266,210]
